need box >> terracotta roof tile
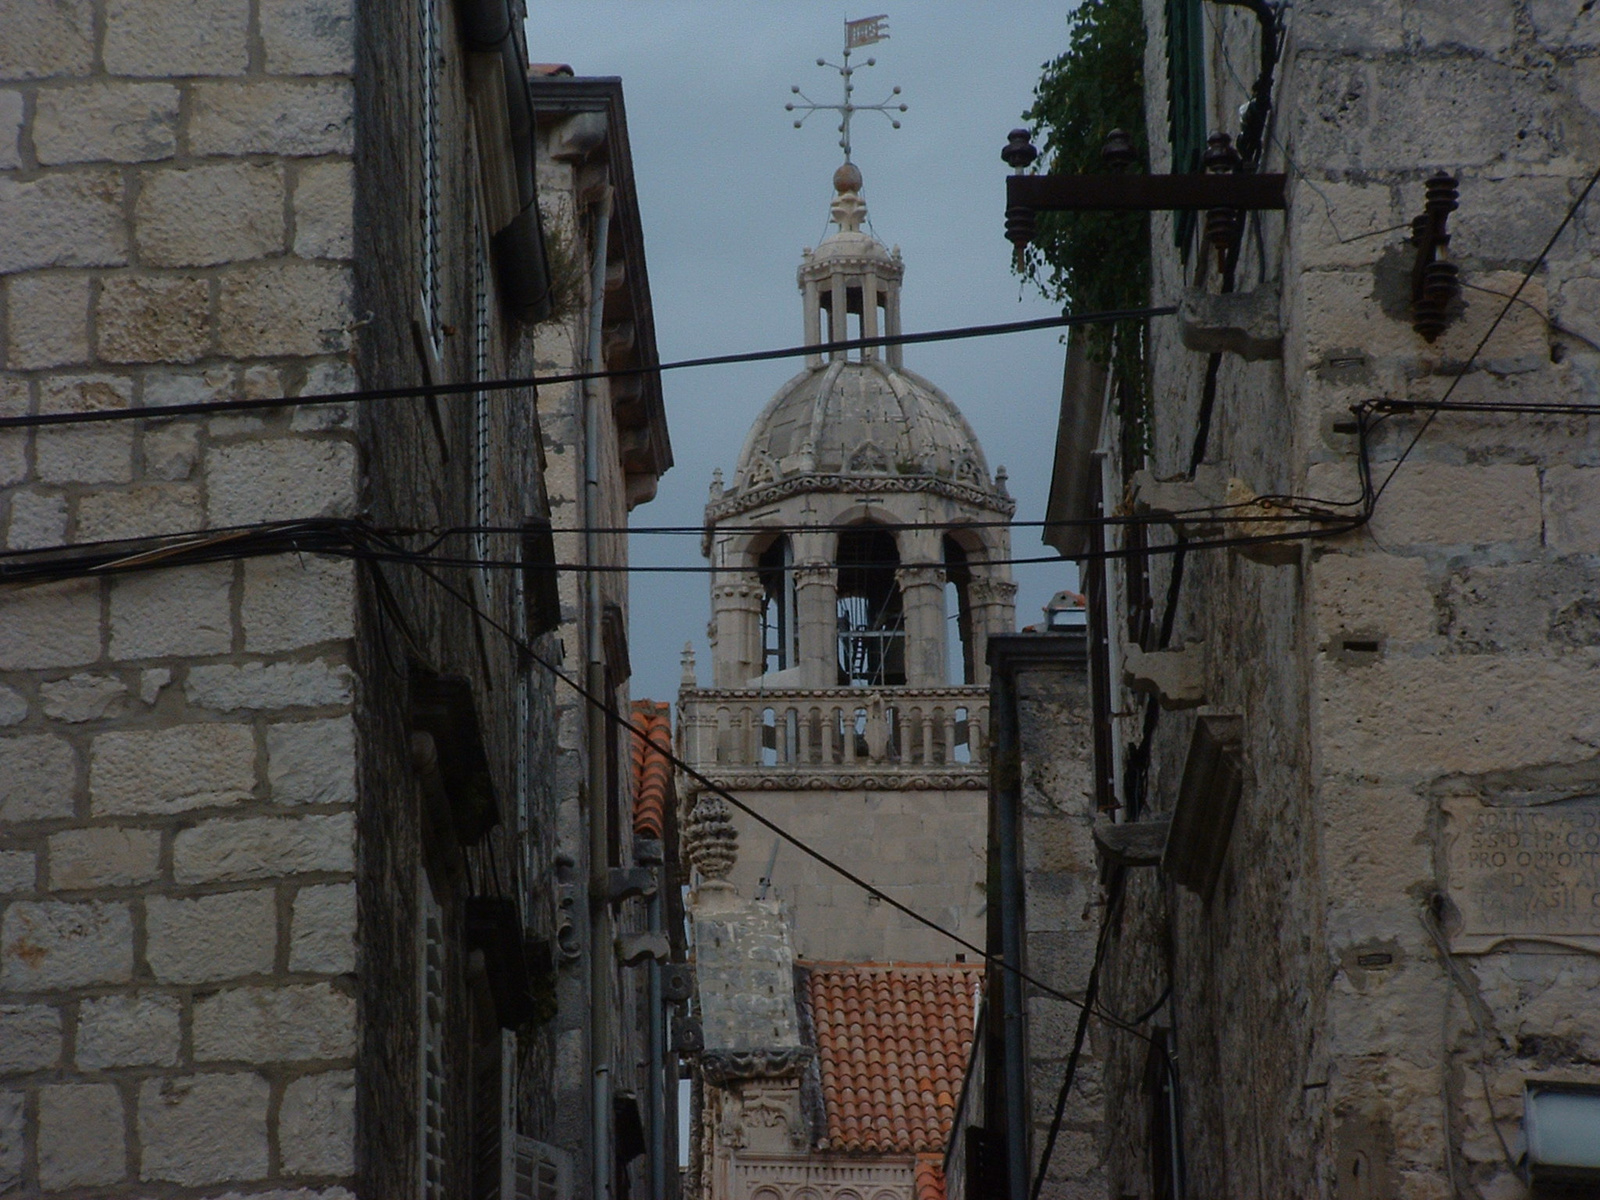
[915,1154,947,1200]
[630,700,672,840]
[799,962,981,1156]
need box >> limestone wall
[0,0,361,1192]
[1093,3,1600,1197]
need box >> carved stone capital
[701,1046,814,1084]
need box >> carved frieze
[707,472,1016,523]
[702,1047,815,1084]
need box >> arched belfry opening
[757,535,798,675]
[835,525,905,686]
[943,535,977,686]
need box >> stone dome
[730,358,997,495]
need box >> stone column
[966,576,1018,687]
[897,565,948,686]
[792,567,836,690]
[829,270,848,358]
[862,271,879,361]
[803,277,822,366]
[711,575,763,687]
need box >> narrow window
[836,525,905,686]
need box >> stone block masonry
[0,0,361,1192]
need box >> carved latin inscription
[1442,797,1600,953]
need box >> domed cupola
[698,167,1016,693]
[709,165,1014,526]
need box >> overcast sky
[526,2,1083,703]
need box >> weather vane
[787,14,906,164]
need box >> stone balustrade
[677,686,988,779]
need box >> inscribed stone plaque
[1442,797,1600,953]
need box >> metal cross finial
[786,14,906,164]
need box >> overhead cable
[0,305,1178,433]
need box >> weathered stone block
[0,0,94,79]
[189,80,354,157]
[186,659,353,712]
[1289,180,1402,271]
[91,724,256,815]
[1543,466,1600,554]
[289,882,356,973]
[261,0,355,74]
[242,555,355,652]
[1318,655,1600,779]
[40,673,129,722]
[0,577,100,670]
[0,378,24,489]
[0,1091,20,1195]
[0,849,34,893]
[215,262,354,358]
[97,273,212,364]
[1312,552,1437,645]
[76,993,181,1068]
[192,982,356,1063]
[78,482,204,541]
[138,1073,270,1185]
[6,489,69,550]
[279,1069,356,1174]
[49,826,161,889]
[269,717,356,806]
[144,366,232,408]
[172,811,355,883]
[0,734,78,822]
[4,272,90,368]
[0,90,19,169]
[0,900,133,990]
[110,562,233,658]
[144,421,202,481]
[1365,462,1542,547]
[135,162,286,268]
[0,1003,61,1070]
[0,170,127,272]
[147,889,277,983]
[33,82,180,164]
[206,437,357,526]
[292,160,354,259]
[0,684,25,726]
[35,374,135,485]
[39,1082,124,1188]
[103,0,249,77]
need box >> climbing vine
[1017,0,1151,453]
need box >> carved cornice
[684,769,987,792]
[701,1046,814,1084]
[706,473,1015,523]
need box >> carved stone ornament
[707,472,1016,523]
[685,795,739,881]
[701,1046,815,1085]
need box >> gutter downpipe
[585,185,615,1200]
[991,653,1029,1200]
[647,880,666,1199]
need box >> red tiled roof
[800,962,982,1156]
[915,1153,947,1200]
[630,700,672,840]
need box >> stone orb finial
[833,161,863,193]
[685,795,739,883]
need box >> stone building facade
[679,164,1005,1200]
[993,1,1600,1197]
[678,165,1015,964]
[0,4,673,1198]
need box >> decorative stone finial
[680,642,697,688]
[830,167,868,233]
[685,795,739,884]
[709,467,724,501]
[995,465,1010,497]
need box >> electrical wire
[0,305,1179,433]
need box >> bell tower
[678,164,1015,962]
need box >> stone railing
[677,687,989,787]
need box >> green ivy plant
[1018,0,1151,455]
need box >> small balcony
[677,687,989,787]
